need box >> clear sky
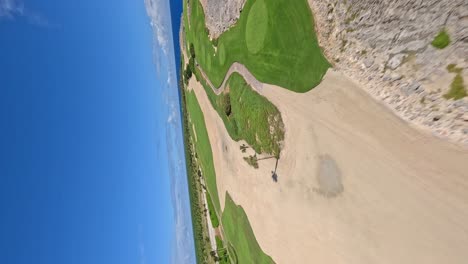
[0,0,193,263]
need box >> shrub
[447,63,462,74]
[183,64,192,85]
[223,94,232,116]
[431,30,451,49]
[243,155,259,169]
[189,43,196,59]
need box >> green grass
[195,70,284,157]
[215,236,230,264]
[431,29,451,49]
[246,0,268,54]
[218,42,226,65]
[184,0,330,92]
[185,90,221,212]
[216,236,224,250]
[206,191,219,228]
[222,192,275,264]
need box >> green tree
[189,43,196,59]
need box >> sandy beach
[189,67,468,263]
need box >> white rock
[387,54,407,70]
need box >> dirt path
[189,65,468,263]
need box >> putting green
[246,0,268,54]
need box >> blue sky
[0,0,193,263]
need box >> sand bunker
[189,68,468,264]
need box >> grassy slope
[222,192,275,264]
[194,69,284,156]
[206,191,219,228]
[186,90,221,212]
[185,0,330,92]
[227,74,284,156]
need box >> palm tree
[239,144,249,153]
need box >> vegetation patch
[180,80,215,263]
[444,74,466,100]
[243,155,259,169]
[185,90,221,212]
[206,191,219,228]
[195,70,284,157]
[183,43,196,85]
[444,64,466,100]
[431,29,451,49]
[222,193,275,264]
[184,0,330,92]
[246,0,268,54]
[215,236,230,264]
[183,85,272,263]
[447,63,462,74]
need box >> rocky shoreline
[199,0,246,39]
[308,0,468,145]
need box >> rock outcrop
[199,0,246,39]
[308,0,468,144]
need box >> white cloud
[0,0,24,18]
[167,125,196,264]
[144,0,171,55]
[138,228,147,264]
[145,0,196,263]
[0,0,52,27]
[167,102,177,124]
[26,11,50,27]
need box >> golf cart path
[197,62,264,95]
[190,63,468,264]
